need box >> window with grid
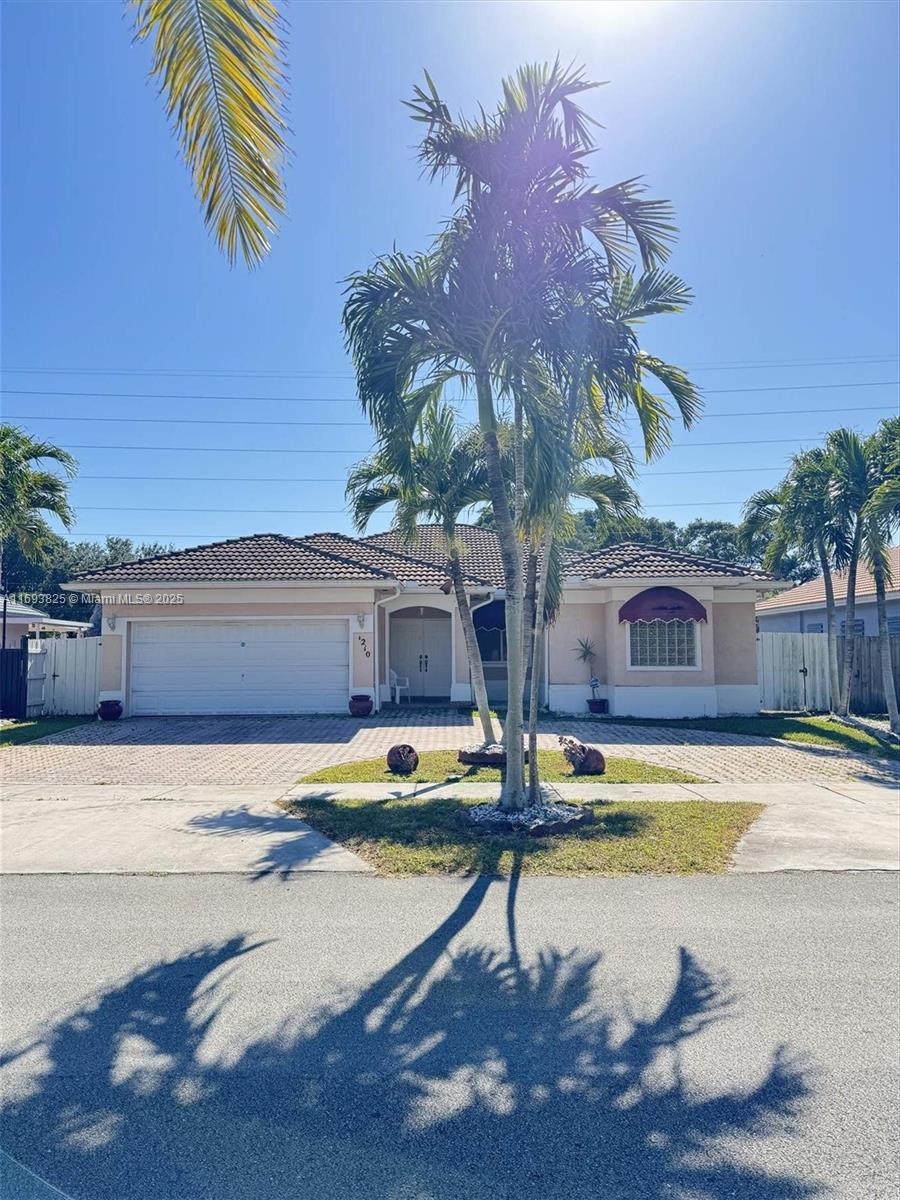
[887,617,900,637]
[841,618,865,635]
[628,619,697,668]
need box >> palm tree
[523,426,640,803]
[861,418,900,733]
[346,404,497,744]
[827,428,875,718]
[344,63,699,809]
[131,0,287,268]
[741,448,842,710]
[0,426,77,646]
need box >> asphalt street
[1,872,898,1199]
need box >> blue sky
[2,0,898,548]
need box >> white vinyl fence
[757,633,832,712]
[26,637,101,716]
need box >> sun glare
[541,0,669,31]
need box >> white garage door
[129,619,350,715]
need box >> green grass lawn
[283,792,761,876]
[299,748,702,786]
[591,714,899,760]
[0,717,91,748]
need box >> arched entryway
[389,606,452,700]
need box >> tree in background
[555,510,817,582]
[861,417,900,733]
[741,448,844,710]
[345,63,699,809]
[131,0,287,267]
[2,535,175,625]
[0,427,76,645]
[827,428,876,718]
[347,403,497,744]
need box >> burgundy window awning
[618,587,707,624]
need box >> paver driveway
[0,712,475,786]
[1,711,897,787]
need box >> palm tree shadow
[186,805,353,880]
[1,880,818,1200]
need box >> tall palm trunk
[448,548,495,744]
[523,550,538,699]
[873,559,900,734]
[0,539,7,649]
[817,539,840,713]
[837,520,863,717]
[527,528,553,804]
[477,371,525,808]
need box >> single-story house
[1,599,93,649]
[63,526,788,719]
[756,546,900,636]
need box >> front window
[476,626,507,663]
[628,619,697,669]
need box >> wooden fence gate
[757,632,900,714]
[26,637,102,716]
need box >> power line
[74,499,752,514]
[3,353,898,378]
[59,499,758,538]
[75,464,788,482]
[49,436,839,453]
[4,379,899,404]
[7,403,896,429]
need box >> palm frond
[584,178,678,270]
[637,353,703,429]
[610,269,694,322]
[132,0,287,268]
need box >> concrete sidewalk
[283,779,900,873]
[0,785,372,877]
[1,780,896,875]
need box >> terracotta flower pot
[97,699,123,721]
[386,744,419,774]
[349,694,373,717]
[586,698,608,714]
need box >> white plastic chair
[389,669,410,704]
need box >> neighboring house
[756,546,900,636]
[63,527,788,719]
[1,600,93,649]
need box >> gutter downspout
[468,590,497,706]
[373,584,401,712]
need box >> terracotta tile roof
[364,524,506,586]
[565,541,781,583]
[67,530,493,588]
[756,545,900,612]
[67,527,782,588]
[302,531,492,587]
[69,533,393,584]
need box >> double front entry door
[390,614,452,699]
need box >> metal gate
[0,642,28,719]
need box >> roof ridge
[349,528,497,586]
[305,529,439,570]
[575,540,778,579]
[69,531,294,581]
[289,534,395,580]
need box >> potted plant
[574,637,608,714]
[587,676,607,715]
[348,693,373,717]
